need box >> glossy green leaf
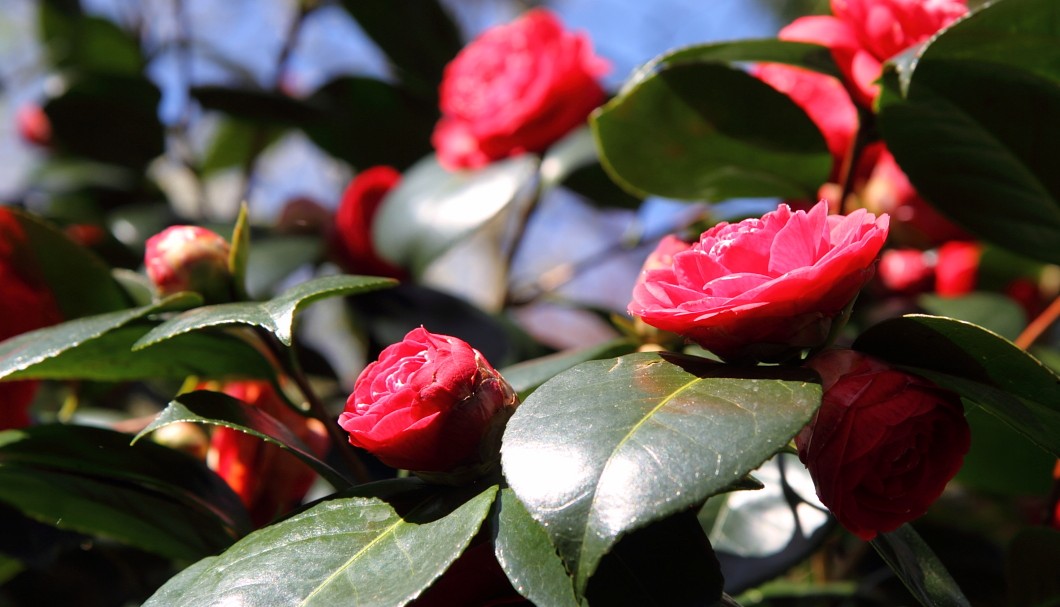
[878,0,1060,264]
[492,489,580,607]
[373,155,540,275]
[3,323,273,381]
[0,293,200,382]
[592,62,831,201]
[135,274,396,348]
[854,315,1060,456]
[585,510,724,606]
[11,208,129,318]
[917,292,1026,341]
[501,351,822,591]
[144,481,498,607]
[623,39,841,93]
[871,524,971,607]
[135,390,351,489]
[0,425,249,560]
[1006,528,1060,607]
[500,338,639,400]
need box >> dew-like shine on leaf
[501,351,821,592]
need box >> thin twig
[1015,295,1060,350]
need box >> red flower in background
[204,380,328,527]
[780,0,967,107]
[16,104,52,147]
[798,350,970,540]
[432,9,609,170]
[0,209,63,430]
[339,327,518,474]
[331,166,406,280]
[934,241,980,297]
[629,202,888,362]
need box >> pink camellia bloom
[798,349,970,540]
[754,63,858,179]
[629,201,889,362]
[339,327,518,474]
[432,8,610,170]
[780,0,967,106]
[877,248,933,293]
[331,166,406,280]
[144,225,233,303]
[0,209,63,430]
[934,241,980,297]
[205,380,329,527]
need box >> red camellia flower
[338,327,518,474]
[877,248,933,293]
[432,8,609,170]
[144,225,233,303]
[205,380,329,527]
[331,166,406,279]
[0,209,63,430]
[629,201,889,362]
[934,240,980,297]
[798,350,970,540]
[779,0,967,106]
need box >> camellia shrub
[0,0,1058,606]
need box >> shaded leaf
[501,351,821,591]
[592,62,831,201]
[191,86,319,125]
[144,481,498,606]
[244,235,323,299]
[135,275,396,348]
[918,292,1026,342]
[871,524,971,607]
[373,155,540,276]
[135,390,352,489]
[0,293,200,382]
[878,0,1060,264]
[492,489,580,607]
[1006,528,1060,607]
[201,119,287,176]
[500,338,639,400]
[955,405,1055,496]
[0,425,249,560]
[854,315,1060,456]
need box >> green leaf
[135,391,351,490]
[372,155,540,275]
[871,524,971,607]
[201,118,287,176]
[1006,528,1060,607]
[191,86,320,125]
[623,39,841,93]
[957,404,1055,495]
[143,481,498,606]
[0,425,250,560]
[0,554,22,585]
[917,292,1026,341]
[501,351,822,592]
[135,274,396,348]
[39,10,142,75]
[3,323,274,382]
[500,338,639,400]
[0,293,200,382]
[11,208,129,318]
[492,489,580,607]
[592,62,831,201]
[854,315,1060,456]
[229,202,251,301]
[878,0,1060,264]
[244,235,323,299]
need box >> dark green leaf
[956,406,1054,495]
[0,293,200,382]
[500,338,639,400]
[304,76,437,170]
[143,481,498,606]
[337,0,461,98]
[1006,528,1060,607]
[201,119,286,176]
[372,155,540,275]
[854,315,1060,456]
[245,235,323,299]
[135,274,396,348]
[39,10,142,75]
[11,208,129,318]
[492,489,580,607]
[585,510,724,607]
[3,323,274,382]
[135,391,351,489]
[191,86,320,125]
[501,351,821,591]
[917,292,1026,341]
[592,62,831,201]
[878,0,1060,264]
[871,524,971,607]
[0,425,249,560]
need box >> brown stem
[1015,295,1060,350]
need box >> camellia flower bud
[798,349,970,540]
[338,327,519,480]
[144,225,233,304]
